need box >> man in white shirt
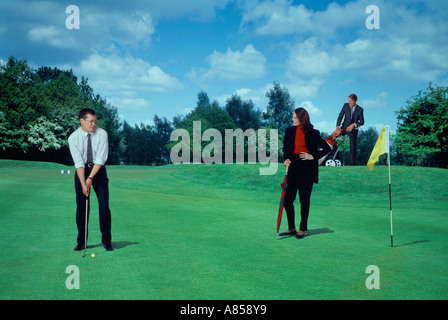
[68,108,113,251]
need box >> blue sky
[1,0,447,134]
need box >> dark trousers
[75,165,112,246]
[347,130,358,165]
[284,158,314,232]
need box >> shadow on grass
[393,240,430,247]
[307,228,335,236]
[88,241,139,250]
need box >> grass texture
[0,160,447,300]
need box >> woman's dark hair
[294,107,314,133]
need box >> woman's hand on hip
[299,152,314,160]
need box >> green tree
[120,121,135,164]
[0,56,122,165]
[0,111,29,151]
[225,94,262,130]
[153,115,174,165]
[167,91,236,163]
[395,83,448,167]
[357,127,380,166]
[0,56,40,128]
[28,116,65,152]
[263,82,295,132]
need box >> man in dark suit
[336,94,364,165]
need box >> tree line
[1,56,446,168]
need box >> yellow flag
[367,127,388,171]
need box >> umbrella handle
[286,166,289,173]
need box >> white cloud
[314,121,336,135]
[28,26,76,48]
[287,38,334,78]
[240,0,313,35]
[240,0,367,36]
[76,52,183,95]
[234,87,267,106]
[360,92,389,109]
[297,100,322,116]
[286,82,322,101]
[285,32,448,101]
[188,44,267,82]
[113,0,231,21]
[23,3,156,52]
[108,97,152,111]
[311,0,367,36]
[243,0,448,94]
[214,87,268,107]
[82,10,155,48]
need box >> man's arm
[69,133,90,196]
[336,105,345,128]
[85,164,102,189]
[68,133,85,169]
[76,167,90,196]
[356,108,365,128]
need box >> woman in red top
[280,108,331,239]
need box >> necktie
[351,106,355,119]
[87,133,93,164]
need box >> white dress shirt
[351,105,358,128]
[68,127,109,168]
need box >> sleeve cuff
[93,160,106,166]
[74,161,85,168]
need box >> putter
[82,194,89,258]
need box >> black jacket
[336,103,364,130]
[283,126,331,183]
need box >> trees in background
[2,56,446,167]
[263,82,295,133]
[225,94,262,131]
[395,83,448,168]
[0,56,121,165]
[121,115,173,165]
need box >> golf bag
[318,127,345,166]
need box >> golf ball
[91,253,95,258]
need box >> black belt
[86,163,93,168]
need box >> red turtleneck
[294,125,309,154]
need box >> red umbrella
[276,166,289,239]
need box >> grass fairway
[0,159,447,300]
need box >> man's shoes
[74,244,85,251]
[103,243,114,251]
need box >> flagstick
[386,126,394,247]
[388,160,393,247]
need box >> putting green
[0,160,447,300]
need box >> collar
[80,127,95,137]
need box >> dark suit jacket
[336,103,364,131]
[283,126,331,184]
